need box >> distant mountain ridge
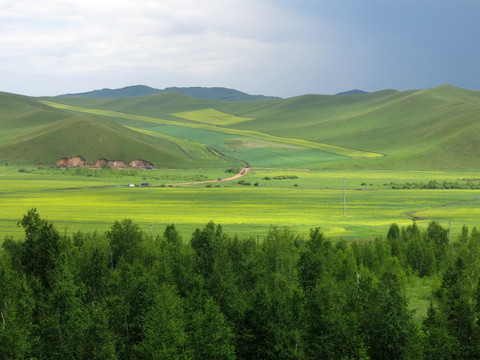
[57,85,281,101]
[335,89,369,95]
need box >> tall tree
[19,208,62,289]
[436,257,479,358]
[0,255,36,359]
[106,219,144,268]
[188,297,236,360]
[303,277,361,359]
[364,270,420,360]
[135,284,187,360]
[35,254,88,359]
[422,302,458,359]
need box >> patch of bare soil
[56,156,86,168]
[56,156,153,169]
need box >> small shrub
[262,176,271,180]
[273,175,298,180]
[254,182,260,186]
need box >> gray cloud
[1,0,479,97]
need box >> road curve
[159,167,250,187]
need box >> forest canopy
[1,209,480,359]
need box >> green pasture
[172,108,254,126]
[40,100,382,160]
[2,166,480,242]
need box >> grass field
[172,108,254,126]
[40,100,383,160]
[2,165,480,242]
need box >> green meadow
[2,86,480,241]
[2,165,479,242]
[3,87,480,352]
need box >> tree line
[1,209,480,359]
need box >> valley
[1,85,480,240]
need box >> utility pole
[343,176,346,217]
[150,223,153,238]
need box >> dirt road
[162,167,250,187]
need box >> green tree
[298,228,331,292]
[426,221,449,269]
[303,277,361,359]
[82,302,117,360]
[135,284,187,360]
[106,219,144,268]
[164,223,182,247]
[466,227,480,289]
[388,223,406,262]
[436,257,479,358]
[242,226,303,360]
[35,254,88,359]
[190,222,221,279]
[20,208,62,289]
[80,247,109,303]
[0,255,36,359]
[364,271,420,360]
[243,283,303,360]
[188,297,236,360]
[107,263,157,359]
[406,235,436,277]
[422,302,458,359]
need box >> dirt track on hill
[162,167,250,187]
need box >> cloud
[0,0,339,96]
[4,0,477,97]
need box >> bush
[238,180,251,186]
[273,175,298,180]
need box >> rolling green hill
[47,84,480,169]
[2,85,480,170]
[0,92,237,167]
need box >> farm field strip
[172,108,254,126]
[2,168,480,241]
[40,100,382,158]
[124,126,218,160]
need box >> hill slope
[0,92,236,167]
[51,85,480,170]
[3,85,480,170]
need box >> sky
[1,0,480,98]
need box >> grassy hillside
[0,92,238,167]
[41,99,381,167]
[3,85,480,169]
[227,85,480,169]
[50,85,480,169]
